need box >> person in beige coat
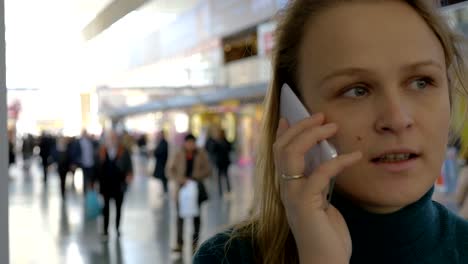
[168,133,212,253]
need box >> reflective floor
[9,154,460,264]
[9,155,254,264]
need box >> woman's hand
[274,113,362,264]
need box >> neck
[332,187,440,262]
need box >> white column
[0,0,9,262]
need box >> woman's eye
[343,87,369,98]
[410,78,432,90]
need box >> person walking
[168,134,212,253]
[153,131,169,193]
[214,130,233,197]
[98,131,133,241]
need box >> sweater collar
[332,187,441,263]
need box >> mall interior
[2,0,468,263]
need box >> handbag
[85,190,102,221]
[197,180,209,204]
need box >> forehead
[298,1,445,86]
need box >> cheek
[331,135,367,154]
[423,115,450,170]
[327,117,368,153]
[422,100,450,149]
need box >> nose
[374,94,414,134]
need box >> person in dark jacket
[39,132,54,183]
[214,129,233,196]
[204,127,218,166]
[22,134,34,170]
[98,131,133,240]
[74,130,98,193]
[153,131,169,193]
[137,134,148,157]
[55,136,70,200]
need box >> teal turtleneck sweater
[194,187,468,263]
[333,187,468,263]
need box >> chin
[335,171,437,214]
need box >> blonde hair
[230,1,468,263]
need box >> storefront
[189,101,263,166]
[189,101,239,147]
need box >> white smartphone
[279,83,338,202]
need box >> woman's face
[298,1,450,213]
[106,132,118,147]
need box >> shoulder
[193,231,255,264]
[433,202,468,260]
[435,201,468,236]
[451,208,468,255]
[173,149,184,158]
[197,147,209,155]
[197,148,210,158]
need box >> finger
[306,151,363,195]
[284,123,338,158]
[275,113,324,147]
[280,152,357,204]
[279,170,308,202]
[277,123,338,179]
[276,118,289,139]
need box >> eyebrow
[318,60,444,86]
[401,60,444,72]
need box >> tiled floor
[9,155,254,264]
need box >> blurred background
[3,0,468,263]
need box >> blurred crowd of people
[7,125,235,253]
[9,129,135,241]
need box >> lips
[371,149,421,163]
[367,148,421,173]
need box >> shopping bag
[85,190,102,221]
[178,180,199,218]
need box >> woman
[168,134,212,253]
[214,129,233,196]
[98,131,133,240]
[55,136,70,200]
[153,131,169,193]
[194,0,468,263]
[21,134,34,170]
